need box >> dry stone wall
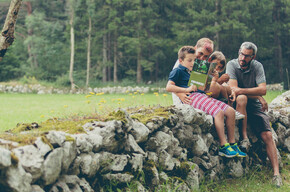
[0,91,289,191]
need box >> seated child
[166,46,246,158]
[206,51,235,105]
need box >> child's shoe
[219,143,238,158]
[230,143,247,157]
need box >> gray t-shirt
[226,59,266,88]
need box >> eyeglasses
[239,52,253,59]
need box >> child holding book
[206,51,235,104]
[166,46,246,158]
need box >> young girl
[206,51,235,105]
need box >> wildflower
[129,93,133,96]
[63,105,68,108]
[163,94,168,97]
[96,92,105,96]
[134,92,138,94]
[206,92,213,96]
[141,93,144,96]
[132,96,135,98]
[40,115,45,118]
[85,95,92,98]
[126,90,129,93]
[100,99,106,103]
[86,100,91,104]
[89,92,95,95]
[154,92,158,95]
[50,110,54,113]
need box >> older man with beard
[226,42,282,187]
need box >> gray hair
[239,42,257,55]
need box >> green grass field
[0,92,172,131]
[0,90,285,132]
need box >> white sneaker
[272,175,283,188]
[240,138,251,152]
[235,111,245,120]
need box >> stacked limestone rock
[0,84,166,94]
[268,90,290,152]
[0,101,288,191]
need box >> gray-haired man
[226,42,282,187]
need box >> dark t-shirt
[168,64,190,88]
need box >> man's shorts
[244,99,271,135]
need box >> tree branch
[0,0,23,62]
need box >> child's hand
[186,85,197,93]
[218,74,230,84]
[229,90,236,103]
[212,70,219,82]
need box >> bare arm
[166,80,197,93]
[228,79,268,111]
[228,79,266,96]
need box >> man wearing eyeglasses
[226,42,282,187]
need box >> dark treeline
[0,0,289,88]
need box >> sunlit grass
[0,90,285,132]
[0,92,172,131]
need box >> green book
[188,59,217,91]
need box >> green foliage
[0,48,22,81]
[0,0,289,86]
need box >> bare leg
[224,106,236,144]
[236,95,248,139]
[214,110,227,146]
[208,82,221,98]
[220,85,229,100]
[260,131,280,176]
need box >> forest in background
[0,0,289,89]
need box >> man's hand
[258,96,268,112]
[217,74,230,84]
[231,87,243,96]
[175,93,192,104]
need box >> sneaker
[272,175,283,188]
[240,138,251,152]
[219,143,238,158]
[231,143,247,157]
[235,111,245,120]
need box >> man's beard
[239,59,251,69]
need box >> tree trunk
[24,1,38,69]
[102,33,107,82]
[69,1,75,91]
[136,0,143,84]
[113,30,118,83]
[273,0,284,84]
[107,32,111,82]
[86,16,92,88]
[0,0,22,62]
[214,0,221,51]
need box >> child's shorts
[189,92,229,117]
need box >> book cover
[188,59,217,91]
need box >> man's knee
[261,131,274,144]
[236,95,248,107]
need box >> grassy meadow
[0,90,285,132]
[0,92,173,131]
